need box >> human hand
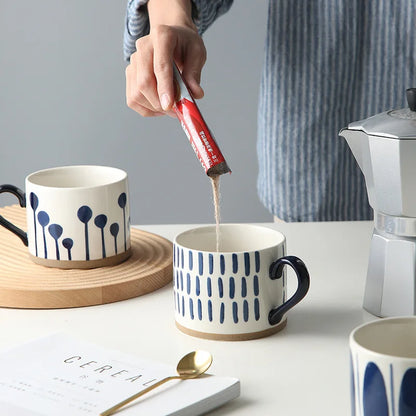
[126,23,206,117]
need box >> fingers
[153,26,176,111]
[125,26,207,118]
[181,41,206,100]
[134,39,165,112]
[125,54,164,117]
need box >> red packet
[173,65,231,177]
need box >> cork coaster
[0,205,173,309]
[175,319,287,341]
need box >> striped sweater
[124,0,416,222]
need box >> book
[0,333,240,416]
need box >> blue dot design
[209,254,214,274]
[363,362,388,416]
[207,278,212,297]
[399,368,416,415]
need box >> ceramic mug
[173,224,310,341]
[0,165,131,269]
[350,317,416,416]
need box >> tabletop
[0,221,377,415]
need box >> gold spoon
[100,350,213,416]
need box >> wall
[0,0,271,225]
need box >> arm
[123,0,234,61]
[124,0,233,117]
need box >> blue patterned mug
[0,165,131,269]
[350,317,416,416]
[173,224,310,340]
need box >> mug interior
[351,317,416,358]
[175,224,285,253]
[26,166,126,189]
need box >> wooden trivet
[0,205,173,309]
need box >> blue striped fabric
[258,0,415,221]
[124,0,416,222]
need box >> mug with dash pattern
[173,224,310,341]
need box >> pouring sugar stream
[173,64,230,251]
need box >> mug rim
[174,224,286,254]
[26,165,127,190]
[350,316,416,360]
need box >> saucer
[0,205,172,309]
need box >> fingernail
[161,93,170,111]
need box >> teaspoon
[100,350,213,416]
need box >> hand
[126,23,206,117]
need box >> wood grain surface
[0,205,173,309]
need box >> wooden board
[0,205,173,309]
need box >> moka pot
[340,88,416,317]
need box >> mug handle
[268,255,310,325]
[0,184,28,246]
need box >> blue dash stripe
[198,252,203,275]
[229,277,235,299]
[218,277,224,298]
[189,251,193,270]
[209,253,214,274]
[242,277,247,297]
[232,253,238,273]
[198,299,202,320]
[196,276,200,296]
[233,302,238,323]
[243,300,249,322]
[244,253,250,276]
[255,251,260,273]
[220,255,225,275]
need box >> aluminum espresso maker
[340,88,416,317]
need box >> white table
[0,221,377,415]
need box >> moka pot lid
[347,88,416,139]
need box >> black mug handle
[268,255,310,325]
[0,185,28,246]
